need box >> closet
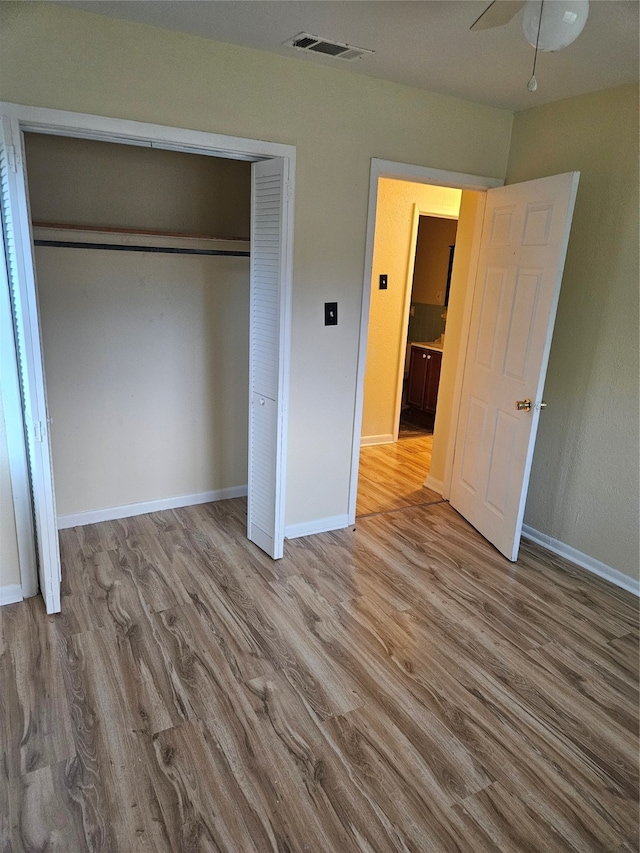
[25,132,252,526]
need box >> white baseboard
[521,524,640,597]
[360,434,394,447]
[57,486,248,529]
[285,514,351,540]
[0,584,24,606]
[423,474,444,495]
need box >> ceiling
[61,1,639,111]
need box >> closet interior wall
[24,133,252,522]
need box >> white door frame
[391,204,459,444]
[0,101,295,606]
[348,158,502,526]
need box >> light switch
[324,302,338,326]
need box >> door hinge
[34,421,45,442]
[6,145,17,173]
[285,181,293,203]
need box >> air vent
[283,32,374,61]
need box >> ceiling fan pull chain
[527,0,545,91]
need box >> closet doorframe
[0,101,296,612]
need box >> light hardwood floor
[1,497,638,852]
[357,429,440,517]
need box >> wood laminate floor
[357,429,440,517]
[1,497,638,852]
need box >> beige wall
[412,216,458,306]
[24,133,251,239]
[362,179,461,441]
[36,247,249,515]
[507,84,639,581]
[0,390,21,588]
[0,3,512,528]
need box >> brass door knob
[516,399,532,412]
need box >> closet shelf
[31,223,250,258]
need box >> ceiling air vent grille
[283,33,374,61]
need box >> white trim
[0,584,24,606]
[0,211,38,597]
[392,203,422,444]
[57,486,248,529]
[522,524,640,597]
[0,101,295,162]
[423,474,444,495]
[369,160,503,192]
[348,159,503,526]
[361,434,395,447]
[285,514,351,540]
[394,205,460,445]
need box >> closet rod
[33,240,250,258]
[32,222,248,242]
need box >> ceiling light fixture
[471,0,590,92]
[524,0,589,92]
[523,0,589,52]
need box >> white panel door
[248,157,290,558]
[450,172,579,561]
[0,116,61,612]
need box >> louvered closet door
[0,116,61,612]
[248,157,289,558]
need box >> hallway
[357,426,442,517]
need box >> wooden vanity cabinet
[407,345,442,415]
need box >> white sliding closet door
[248,157,290,559]
[0,116,61,613]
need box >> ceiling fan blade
[470,0,526,31]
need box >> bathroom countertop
[411,341,444,352]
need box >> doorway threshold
[356,495,446,522]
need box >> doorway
[357,181,461,518]
[351,158,579,566]
[352,164,496,521]
[0,104,296,613]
